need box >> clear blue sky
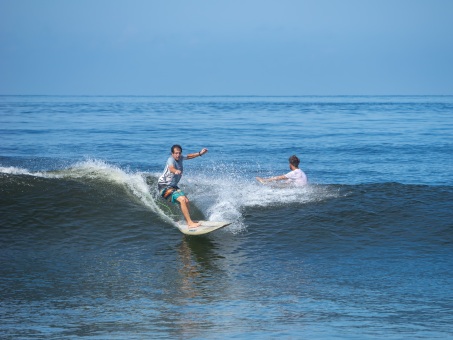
[1,0,452,95]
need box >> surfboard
[177,220,231,235]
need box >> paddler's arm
[256,175,287,183]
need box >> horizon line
[1,94,452,97]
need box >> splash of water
[184,162,340,233]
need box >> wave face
[0,160,344,236]
[4,161,451,263]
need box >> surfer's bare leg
[177,196,200,228]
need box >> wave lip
[0,166,48,177]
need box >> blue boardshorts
[160,186,186,204]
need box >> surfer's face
[172,148,182,160]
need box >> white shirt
[284,168,307,186]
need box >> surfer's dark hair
[289,155,300,167]
[171,144,183,154]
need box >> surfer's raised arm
[256,155,308,186]
[185,148,208,160]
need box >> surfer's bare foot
[188,221,200,229]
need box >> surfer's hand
[256,177,265,184]
[200,148,208,156]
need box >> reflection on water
[177,236,223,298]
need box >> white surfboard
[177,220,231,235]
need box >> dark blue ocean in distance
[1,95,453,339]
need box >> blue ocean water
[1,95,453,339]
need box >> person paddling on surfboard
[158,144,208,229]
[256,155,307,186]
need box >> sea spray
[186,162,342,234]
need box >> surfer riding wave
[157,144,208,228]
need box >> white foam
[0,166,48,178]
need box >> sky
[1,0,452,95]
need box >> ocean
[1,95,452,339]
